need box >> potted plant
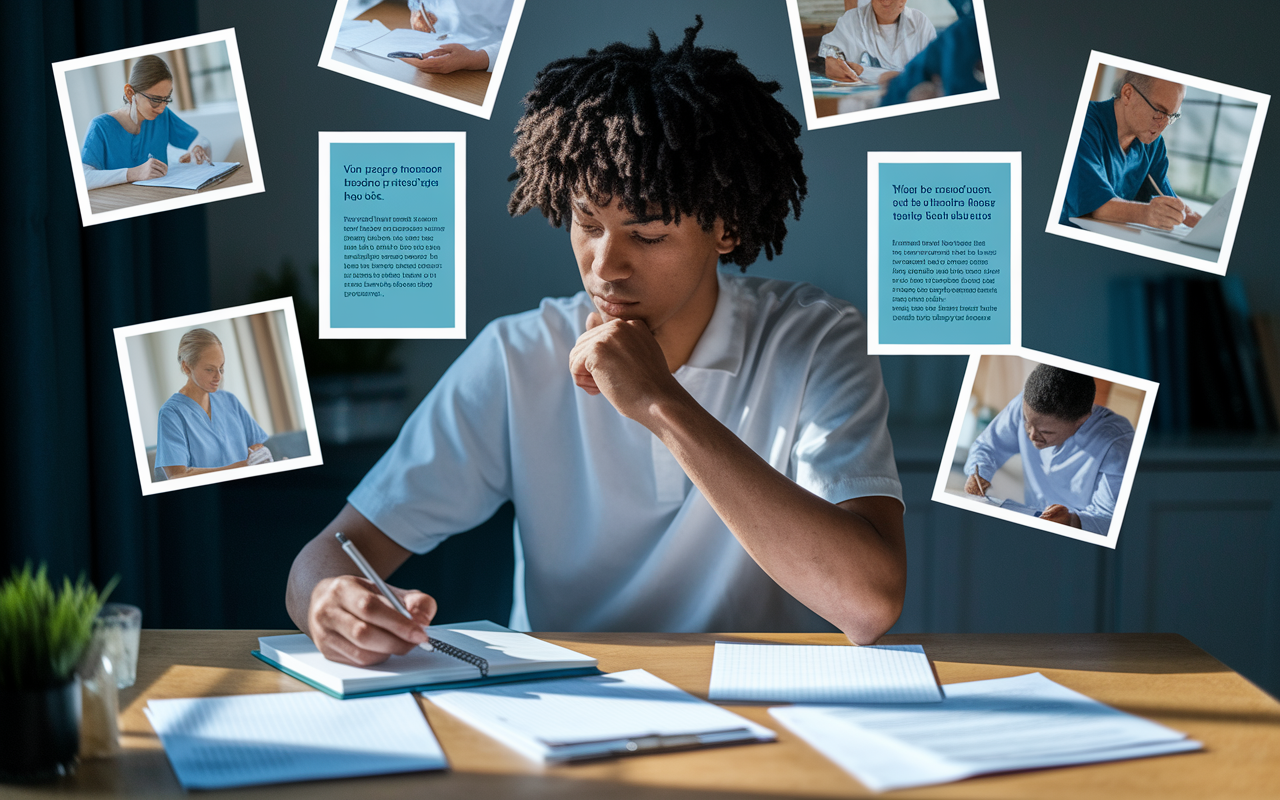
[251,260,408,444]
[0,564,115,782]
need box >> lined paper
[771,672,1201,792]
[145,692,446,789]
[708,642,942,704]
[426,669,774,762]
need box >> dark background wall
[9,0,1277,696]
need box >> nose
[590,231,631,283]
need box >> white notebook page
[709,642,942,704]
[770,672,1200,792]
[426,668,774,759]
[145,691,446,790]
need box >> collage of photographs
[5,0,1280,795]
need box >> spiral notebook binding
[431,638,490,678]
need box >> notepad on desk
[336,20,481,59]
[145,691,446,790]
[709,642,942,704]
[426,668,776,763]
[133,161,241,191]
[255,620,600,699]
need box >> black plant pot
[0,677,81,782]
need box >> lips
[592,293,638,317]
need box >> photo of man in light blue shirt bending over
[965,365,1134,534]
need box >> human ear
[715,222,740,255]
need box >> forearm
[82,163,127,189]
[285,504,413,635]
[1087,198,1153,224]
[643,389,905,643]
[162,462,243,479]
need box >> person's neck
[179,381,212,415]
[654,272,720,373]
[113,107,141,135]
[1111,97,1138,152]
[873,7,901,25]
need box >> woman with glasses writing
[80,54,213,190]
[154,328,273,482]
[1059,71,1201,231]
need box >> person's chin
[1030,440,1049,449]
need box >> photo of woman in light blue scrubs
[79,54,213,189]
[154,328,273,480]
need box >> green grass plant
[0,564,117,690]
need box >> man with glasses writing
[1059,71,1201,231]
[80,54,213,190]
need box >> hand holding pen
[302,530,438,667]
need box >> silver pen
[335,531,434,651]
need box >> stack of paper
[144,691,447,790]
[426,668,775,763]
[709,642,942,704]
[770,672,1201,792]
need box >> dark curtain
[1,0,224,626]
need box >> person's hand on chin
[569,311,683,424]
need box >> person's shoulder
[158,393,190,420]
[730,274,859,325]
[213,390,245,407]
[902,6,935,29]
[480,292,593,354]
[85,113,121,137]
[1090,405,1135,439]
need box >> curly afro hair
[507,16,806,270]
[1023,364,1097,421]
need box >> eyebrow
[572,199,667,226]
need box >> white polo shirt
[349,272,902,632]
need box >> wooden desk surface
[20,631,1280,798]
[339,0,491,107]
[87,162,255,215]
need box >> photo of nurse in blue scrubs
[155,328,273,481]
[79,54,213,190]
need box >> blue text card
[867,153,1021,354]
[319,133,466,339]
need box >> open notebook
[255,620,599,699]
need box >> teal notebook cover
[251,649,603,700]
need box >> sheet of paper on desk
[133,161,240,191]
[354,28,484,59]
[335,19,390,51]
[709,642,942,704]
[425,668,775,763]
[770,672,1201,792]
[144,691,446,789]
[976,494,1042,516]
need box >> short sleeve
[965,394,1023,482]
[1061,111,1118,222]
[790,307,902,505]
[1073,429,1133,535]
[348,322,514,553]
[154,406,190,470]
[80,117,110,171]
[163,109,199,151]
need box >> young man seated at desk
[287,19,906,666]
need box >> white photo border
[114,298,324,497]
[785,0,999,131]
[931,348,1159,549]
[52,28,266,228]
[866,151,1022,355]
[318,131,467,340]
[1045,51,1270,276]
[316,0,527,120]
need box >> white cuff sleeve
[82,163,128,190]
